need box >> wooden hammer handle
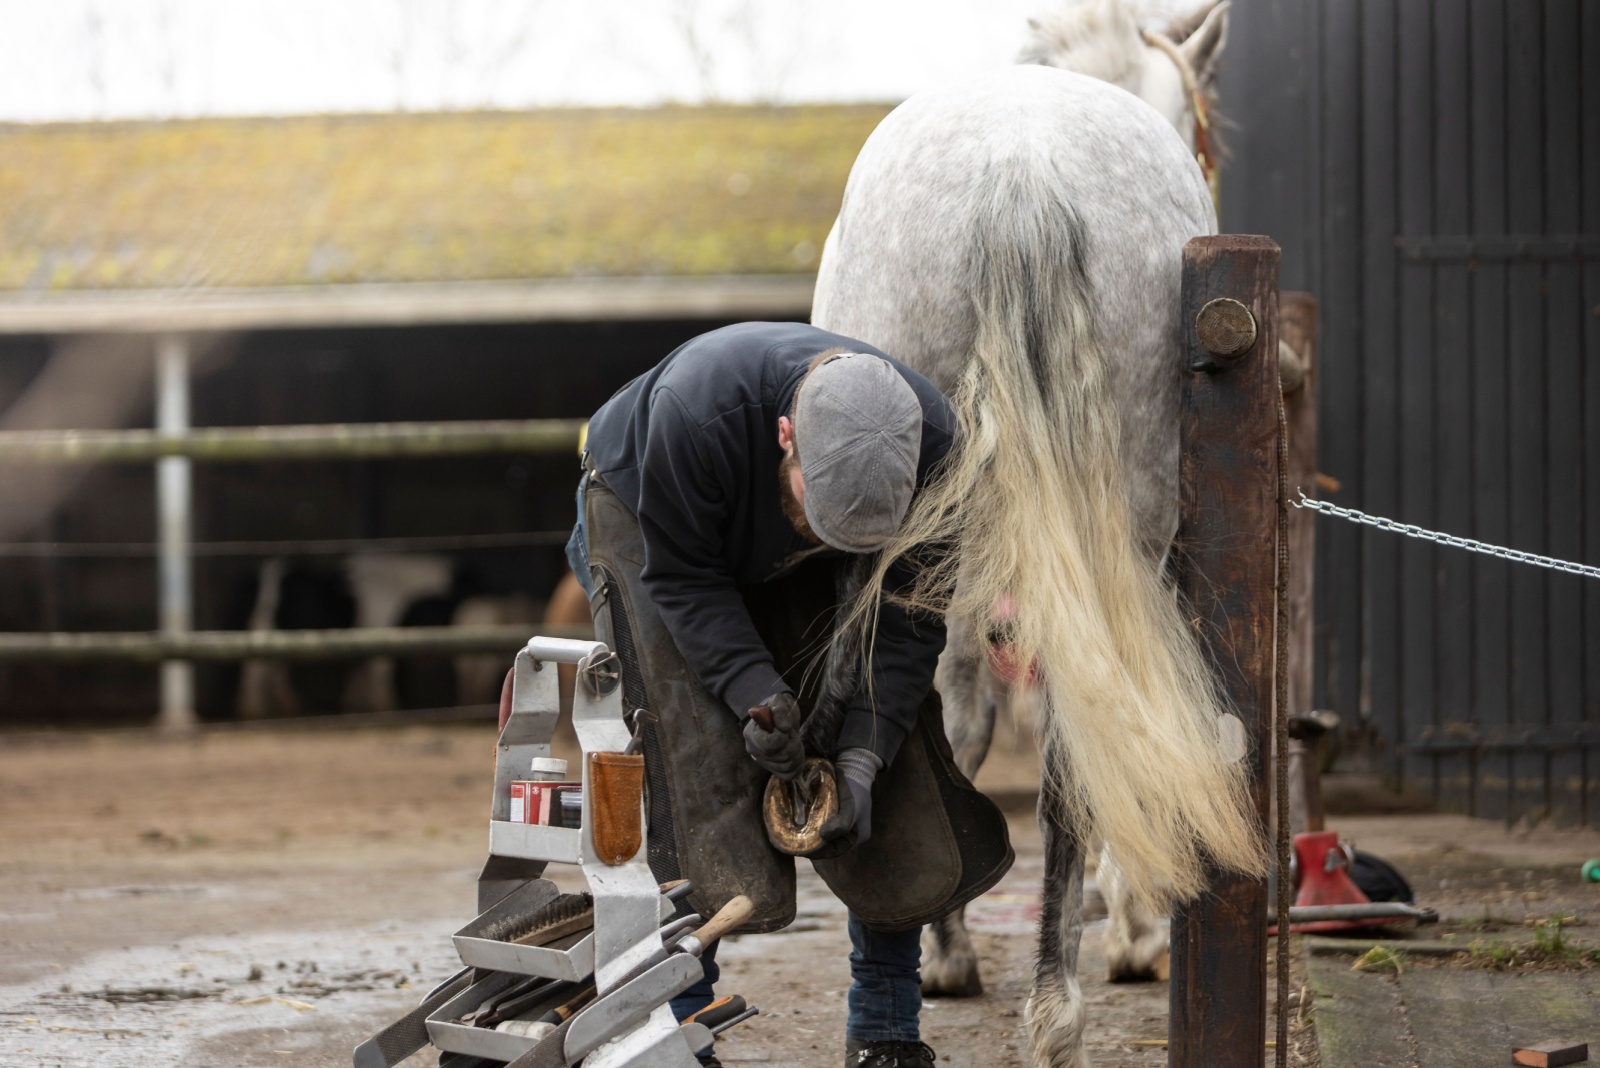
[686,895,754,948]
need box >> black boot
[845,1039,937,1067]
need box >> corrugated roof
[0,105,893,292]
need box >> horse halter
[1141,29,1219,217]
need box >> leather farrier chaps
[580,477,1013,933]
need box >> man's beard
[778,451,822,545]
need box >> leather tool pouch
[579,477,1013,931]
[811,690,1014,930]
[743,575,1015,931]
[582,480,796,931]
[586,751,645,865]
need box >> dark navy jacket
[585,322,954,764]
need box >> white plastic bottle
[530,757,568,782]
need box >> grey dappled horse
[813,3,1234,1065]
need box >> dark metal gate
[1223,0,1599,823]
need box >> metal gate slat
[1580,0,1600,828]
[1396,0,1439,801]
[1504,0,1550,826]
[1543,0,1587,825]
[1360,0,1406,783]
[1466,0,1514,823]
[1432,0,1475,817]
[1314,0,1368,734]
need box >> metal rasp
[503,895,754,1068]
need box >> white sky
[0,0,1198,122]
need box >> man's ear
[777,415,795,451]
[1178,0,1229,87]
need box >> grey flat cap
[794,352,922,553]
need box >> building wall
[0,315,784,724]
[1224,0,1599,823]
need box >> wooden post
[1169,235,1280,1068]
[1280,293,1321,834]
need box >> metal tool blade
[710,1006,760,1036]
[679,1022,715,1056]
[353,967,473,1068]
[563,953,704,1063]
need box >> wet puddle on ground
[0,919,464,1065]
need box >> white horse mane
[1017,1,1148,92]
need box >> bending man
[566,321,1010,1068]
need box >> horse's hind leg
[1099,843,1170,982]
[1026,771,1089,1068]
[938,615,999,776]
[921,616,996,998]
[922,905,984,998]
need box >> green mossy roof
[0,105,894,292]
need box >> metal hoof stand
[357,635,748,1068]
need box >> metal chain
[1291,491,1600,580]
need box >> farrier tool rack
[355,635,758,1068]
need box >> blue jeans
[670,914,922,1045]
[580,465,924,1045]
[565,473,595,597]
[669,938,721,1024]
[845,913,923,1043]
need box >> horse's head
[1018,0,1230,158]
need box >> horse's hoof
[921,955,984,998]
[1105,948,1169,984]
[1025,990,1090,1068]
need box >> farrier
[566,321,1011,1068]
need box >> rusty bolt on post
[1195,297,1258,364]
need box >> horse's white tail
[851,171,1265,908]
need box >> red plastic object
[1276,830,1411,935]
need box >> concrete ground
[1301,812,1600,1068]
[3,722,1596,1067]
[0,720,1168,1068]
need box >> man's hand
[831,748,880,844]
[806,747,881,859]
[743,692,805,779]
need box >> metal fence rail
[0,625,593,662]
[0,530,573,558]
[0,419,585,463]
[6,328,592,731]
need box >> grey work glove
[742,691,805,779]
[828,747,881,845]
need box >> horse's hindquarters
[814,65,1213,543]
